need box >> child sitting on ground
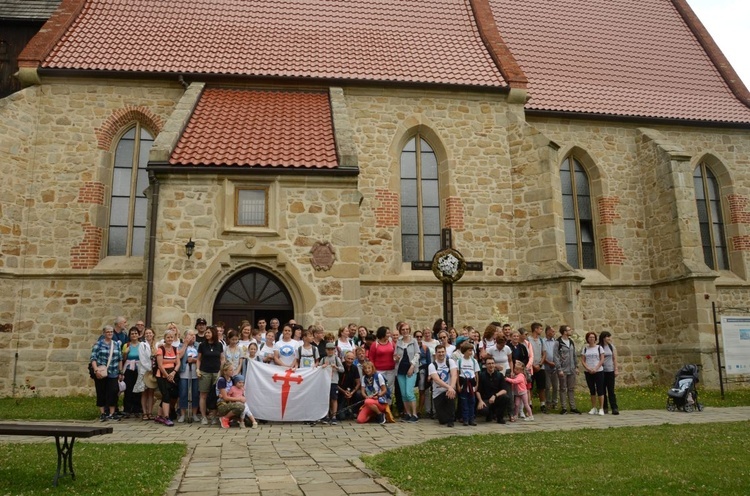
[227,375,258,429]
[505,360,534,421]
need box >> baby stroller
[666,364,703,412]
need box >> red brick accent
[77,182,106,205]
[601,237,626,265]
[375,189,400,227]
[728,195,750,224]
[70,223,102,269]
[597,196,621,225]
[17,0,86,69]
[467,0,528,89]
[95,106,165,150]
[445,197,465,230]
[731,235,750,252]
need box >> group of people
[89,316,620,429]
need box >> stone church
[1,0,749,395]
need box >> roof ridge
[670,0,750,109]
[467,0,527,89]
[17,0,87,69]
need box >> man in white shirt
[428,344,458,427]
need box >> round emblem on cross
[431,248,467,283]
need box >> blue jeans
[459,391,475,422]
[179,376,199,411]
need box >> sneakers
[400,414,410,422]
[469,420,477,426]
[193,414,202,423]
[560,409,567,415]
[106,414,121,422]
[588,408,598,415]
[99,413,108,422]
[541,405,548,414]
[154,416,165,424]
[570,408,582,414]
[598,409,605,416]
[164,418,174,427]
[177,414,185,423]
[220,417,230,429]
[378,413,386,424]
[407,415,418,423]
[329,418,338,426]
[612,409,620,415]
[524,415,534,421]
[200,417,208,425]
[519,411,526,419]
[321,416,330,424]
[251,421,258,429]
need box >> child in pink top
[227,375,257,428]
[505,361,534,421]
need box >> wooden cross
[411,228,483,327]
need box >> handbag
[95,341,114,379]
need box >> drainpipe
[145,170,160,327]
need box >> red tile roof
[490,0,750,123]
[40,0,506,88]
[169,89,338,168]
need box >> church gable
[168,88,338,169]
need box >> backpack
[297,345,319,367]
[151,346,164,375]
[457,358,478,392]
[373,373,392,404]
[427,359,451,389]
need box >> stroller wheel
[684,403,694,413]
[666,400,676,412]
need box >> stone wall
[150,175,362,333]
[2,79,750,396]
[0,80,182,395]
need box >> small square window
[236,188,267,227]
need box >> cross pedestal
[411,228,483,327]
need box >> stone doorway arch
[212,268,295,331]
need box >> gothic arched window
[561,155,596,269]
[694,163,728,270]
[400,135,441,262]
[107,124,153,256]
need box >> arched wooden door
[212,268,294,331]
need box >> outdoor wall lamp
[185,238,195,259]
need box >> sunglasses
[415,335,423,339]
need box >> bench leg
[53,435,76,486]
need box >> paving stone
[4,408,747,496]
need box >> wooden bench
[0,423,113,486]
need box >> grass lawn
[0,395,96,421]
[0,442,185,495]
[364,421,750,496]
[0,386,748,420]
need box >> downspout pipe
[144,170,160,327]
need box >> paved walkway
[3,407,749,495]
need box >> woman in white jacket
[134,328,156,420]
[394,322,422,422]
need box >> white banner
[246,360,329,421]
[720,316,750,375]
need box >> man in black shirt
[477,357,512,423]
[336,351,362,420]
